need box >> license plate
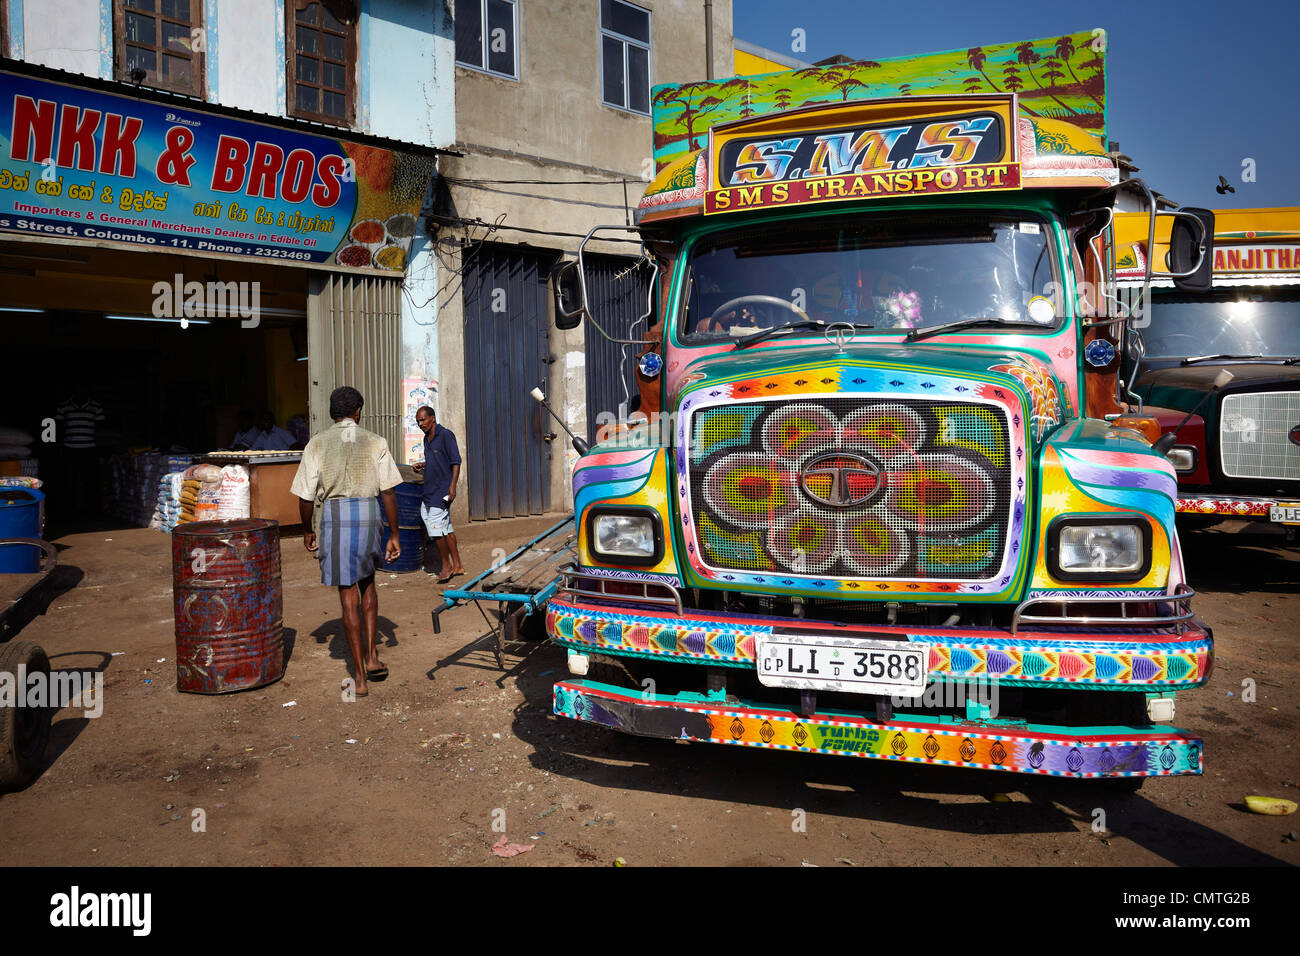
[1269,504,1300,524]
[756,633,929,696]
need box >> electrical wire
[441,175,649,186]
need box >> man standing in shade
[413,405,465,583]
[291,386,401,697]
[233,410,297,450]
[55,387,105,520]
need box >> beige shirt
[290,419,403,502]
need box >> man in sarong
[291,386,402,697]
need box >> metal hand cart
[430,516,575,668]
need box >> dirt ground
[1,514,1297,867]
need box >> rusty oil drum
[171,518,284,694]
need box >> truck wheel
[0,640,54,791]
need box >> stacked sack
[216,464,251,520]
[177,474,200,525]
[109,451,177,526]
[0,426,37,478]
[150,471,186,532]
[174,463,223,525]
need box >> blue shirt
[421,424,461,507]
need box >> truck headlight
[1048,516,1151,581]
[1166,445,1196,473]
[587,508,662,566]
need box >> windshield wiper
[1180,354,1300,366]
[905,317,1045,343]
[733,319,875,350]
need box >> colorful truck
[1115,207,1300,536]
[546,33,1214,784]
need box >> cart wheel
[0,640,54,791]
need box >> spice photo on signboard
[330,142,435,273]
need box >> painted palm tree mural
[652,80,741,153]
[651,30,1107,172]
[1055,33,1104,109]
[1016,41,1079,116]
[965,47,1003,93]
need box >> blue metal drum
[378,481,426,573]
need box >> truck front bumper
[546,595,1213,691]
[553,679,1203,777]
[1177,494,1290,520]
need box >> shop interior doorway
[0,241,309,534]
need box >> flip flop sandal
[366,665,389,682]
[437,575,453,584]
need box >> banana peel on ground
[1244,795,1297,815]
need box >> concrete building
[433,0,732,521]
[1,1,455,482]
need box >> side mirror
[550,259,586,330]
[1170,207,1214,293]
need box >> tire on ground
[0,640,54,791]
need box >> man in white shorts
[413,406,465,583]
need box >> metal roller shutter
[461,243,554,520]
[306,271,404,454]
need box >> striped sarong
[318,497,383,586]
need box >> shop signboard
[0,68,434,272]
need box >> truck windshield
[680,212,1059,341]
[1141,291,1300,361]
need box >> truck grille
[1220,391,1300,480]
[687,398,1014,584]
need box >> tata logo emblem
[799,452,882,508]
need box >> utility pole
[704,0,715,79]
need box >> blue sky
[731,0,1298,210]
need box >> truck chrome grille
[1219,391,1300,480]
[686,398,1014,584]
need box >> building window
[114,0,204,97]
[286,1,357,126]
[600,0,650,114]
[455,0,518,80]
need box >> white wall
[215,0,281,115]
[20,0,106,79]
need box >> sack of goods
[110,450,179,526]
[184,463,223,483]
[177,477,202,525]
[0,426,35,478]
[0,476,42,490]
[153,470,186,532]
[216,464,251,520]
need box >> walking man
[291,386,402,697]
[413,405,465,583]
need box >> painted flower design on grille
[989,358,1062,441]
[699,402,1001,576]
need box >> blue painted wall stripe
[99,0,112,79]
[203,0,219,101]
[275,0,286,116]
[359,0,371,131]
[7,0,23,59]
